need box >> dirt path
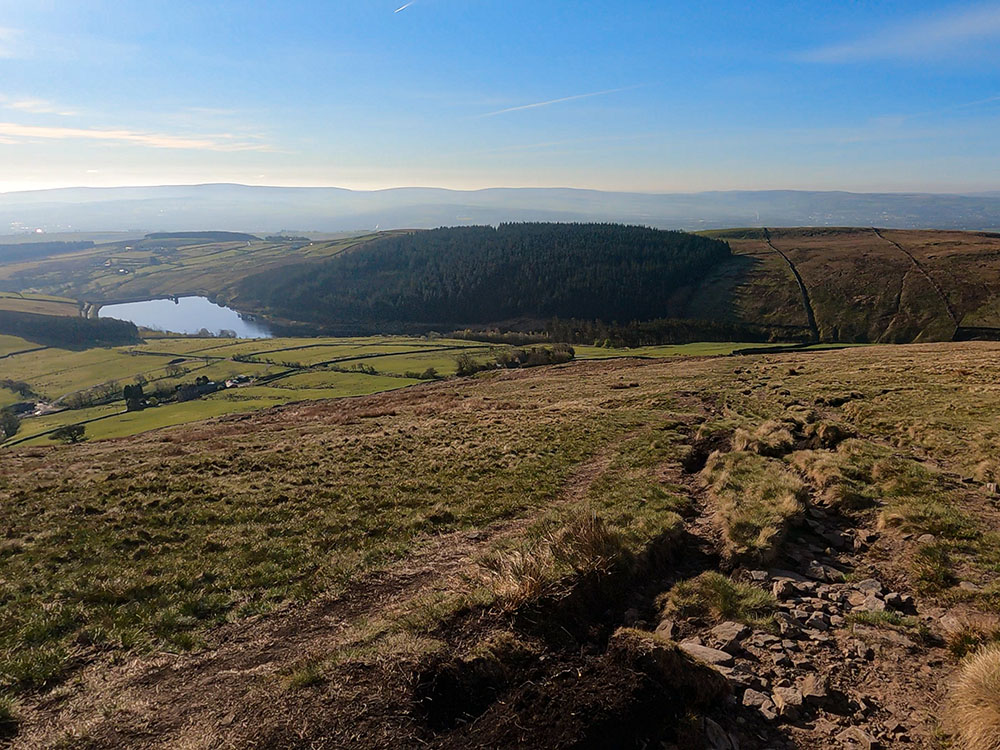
[763,229,820,342]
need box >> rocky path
[656,499,949,749]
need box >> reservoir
[98,296,274,339]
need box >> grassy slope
[712,228,1000,343]
[4,342,1000,747]
[0,293,80,317]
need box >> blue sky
[0,0,998,193]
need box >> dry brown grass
[789,439,875,509]
[476,514,628,611]
[948,644,1000,750]
[732,419,796,457]
[702,450,806,562]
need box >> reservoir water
[98,296,274,339]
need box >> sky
[0,0,998,194]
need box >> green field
[1,332,799,447]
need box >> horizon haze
[3,184,1000,234]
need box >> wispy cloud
[394,2,415,13]
[0,95,77,116]
[478,85,642,118]
[0,122,273,152]
[803,3,1000,62]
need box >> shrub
[948,644,1000,750]
[0,410,19,439]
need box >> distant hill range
[2,184,1000,233]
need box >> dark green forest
[0,311,139,348]
[238,224,731,329]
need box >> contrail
[478,85,644,118]
[394,2,414,12]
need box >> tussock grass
[947,620,1000,659]
[790,439,878,509]
[702,451,806,562]
[659,571,777,630]
[874,456,977,540]
[477,514,628,611]
[732,420,797,457]
[948,644,1000,750]
[912,543,957,592]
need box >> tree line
[238,223,732,329]
[0,311,139,349]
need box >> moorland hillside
[235,225,1000,344]
[5,342,1000,747]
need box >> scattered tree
[123,383,145,412]
[0,410,20,439]
[50,424,86,444]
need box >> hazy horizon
[1,182,999,198]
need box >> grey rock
[799,673,829,706]
[679,641,735,667]
[856,594,886,613]
[806,613,830,631]
[856,578,883,595]
[655,618,678,640]
[883,592,905,610]
[836,727,878,749]
[776,616,802,638]
[772,579,797,600]
[772,686,803,718]
[748,632,780,649]
[807,561,843,582]
[790,609,810,623]
[742,688,770,708]
[711,621,750,654]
